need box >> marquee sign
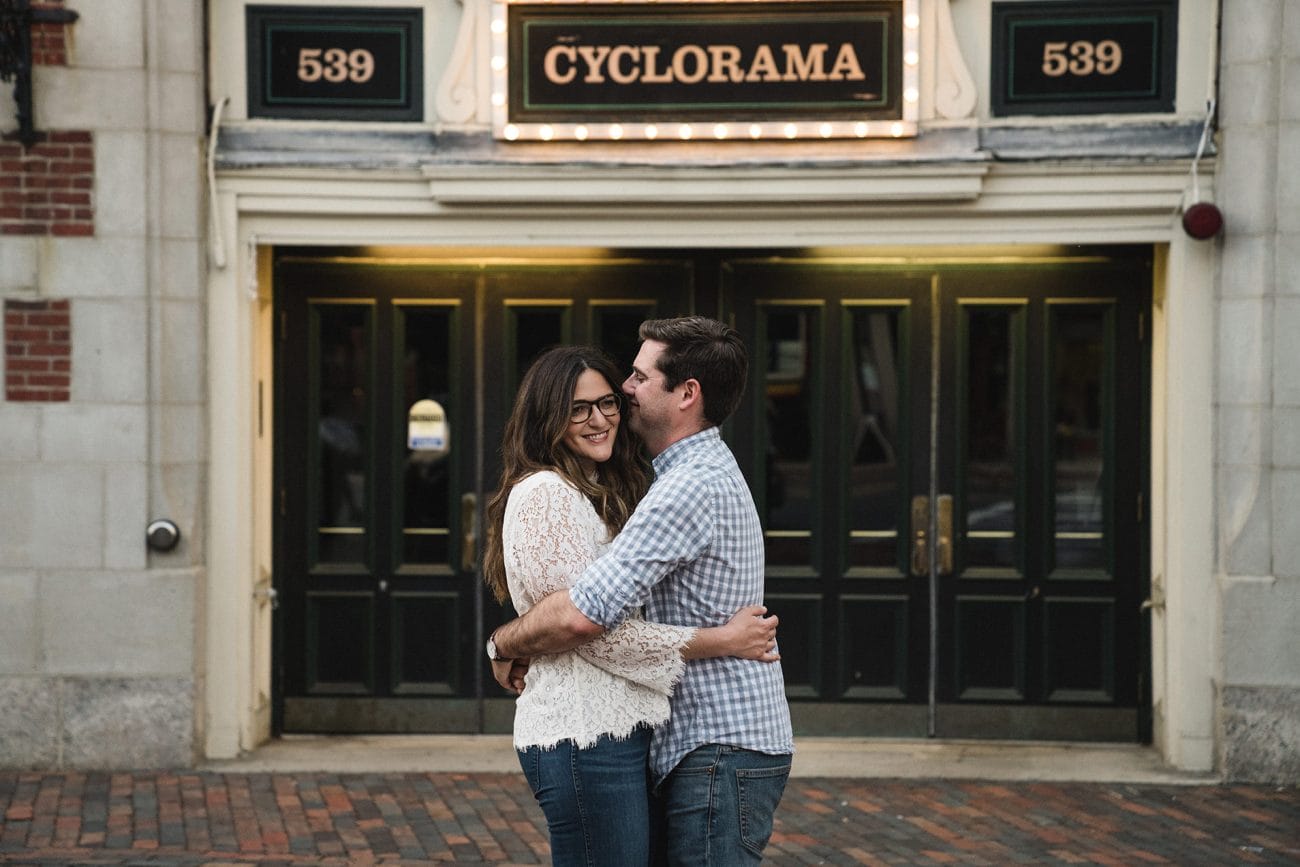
[491,0,918,141]
[990,1,1177,116]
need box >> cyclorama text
[542,42,869,85]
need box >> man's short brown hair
[639,316,748,426]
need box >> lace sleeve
[506,477,608,607]
[507,474,696,695]
[575,615,696,696]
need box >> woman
[483,345,778,866]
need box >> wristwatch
[486,631,509,662]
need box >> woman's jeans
[517,727,654,866]
[653,744,792,866]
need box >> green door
[274,254,693,732]
[725,252,1150,740]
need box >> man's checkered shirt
[569,426,794,782]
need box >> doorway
[273,253,695,731]
[272,248,1150,740]
[725,253,1150,739]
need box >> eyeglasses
[570,393,621,424]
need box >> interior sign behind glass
[495,0,917,141]
[247,6,423,121]
[991,1,1176,116]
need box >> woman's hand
[680,605,781,661]
[721,604,780,662]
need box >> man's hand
[492,657,530,695]
[491,590,604,659]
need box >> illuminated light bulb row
[501,121,915,141]
[492,0,921,140]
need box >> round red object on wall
[1182,202,1224,240]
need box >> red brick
[51,192,90,205]
[25,343,71,357]
[5,329,50,343]
[7,358,51,372]
[51,223,94,237]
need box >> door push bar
[910,495,953,576]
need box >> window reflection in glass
[1052,306,1107,570]
[762,307,814,565]
[511,307,565,388]
[401,308,452,566]
[593,304,655,373]
[315,304,370,564]
[847,307,902,569]
[963,307,1018,570]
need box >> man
[487,316,794,865]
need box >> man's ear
[677,378,702,411]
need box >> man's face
[622,339,675,450]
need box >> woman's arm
[573,604,780,695]
[682,605,780,661]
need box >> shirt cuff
[569,583,617,630]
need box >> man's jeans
[654,744,792,865]
[517,727,654,866]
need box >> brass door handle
[461,492,478,572]
[910,495,929,576]
[936,494,953,576]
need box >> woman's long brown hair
[483,345,649,604]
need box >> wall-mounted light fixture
[0,0,80,148]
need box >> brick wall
[4,299,71,402]
[31,0,73,66]
[0,1,90,236]
[0,132,94,236]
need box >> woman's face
[563,368,621,471]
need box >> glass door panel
[1048,302,1111,574]
[395,303,456,568]
[760,303,820,569]
[312,302,373,568]
[845,303,908,572]
[959,304,1024,575]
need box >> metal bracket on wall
[0,0,79,148]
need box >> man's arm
[492,588,604,660]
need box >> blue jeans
[517,727,654,866]
[653,744,792,866]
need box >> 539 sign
[991,1,1177,116]
[247,6,423,121]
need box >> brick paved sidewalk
[1,771,1297,865]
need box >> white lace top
[502,470,697,750]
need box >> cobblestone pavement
[1,771,1297,865]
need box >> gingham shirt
[569,426,795,782]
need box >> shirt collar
[651,426,720,475]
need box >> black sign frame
[246,6,423,122]
[991,1,1177,117]
[495,0,915,141]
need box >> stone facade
[0,0,206,769]
[0,0,1297,780]
[1214,0,1300,782]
